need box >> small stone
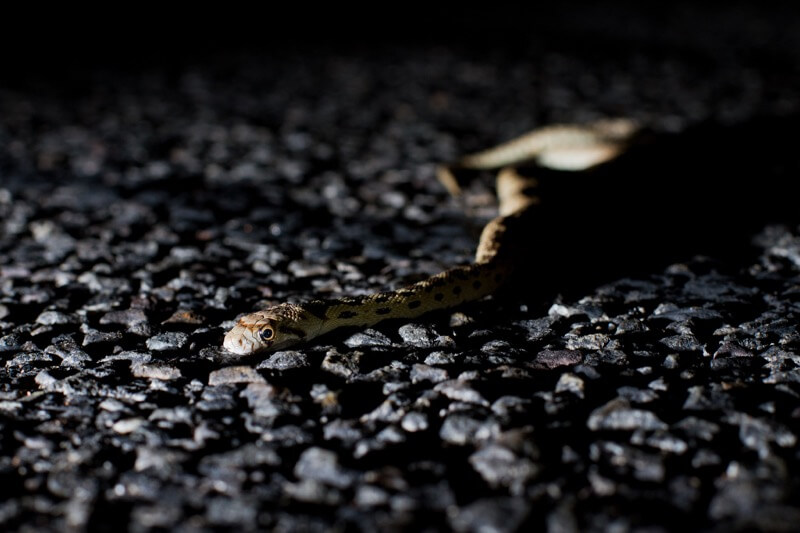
[439,415,498,445]
[616,386,658,403]
[209,366,266,385]
[548,303,584,318]
[566,333,611,351]
[469,444,538,491]
[515,317,552,341]
[112,418,145,434]
[287,260,330,278]
[131,362,182,380]
[491,396,532,417]
[481,339,515,354]
[555,373,585,398]
[283,479,342,505]
[410,363,449,384]
[424,351,456,365]
[257,350,310,371]
[660,334,702,352]
[653,306,723,321]
[99,351,151,364]
[533,349,582,369]
[355,485,390,507]
[321,348,360,377]
[663,353,680,369]
[644,432,689,454]
[692,449,721,468]
[0,334,23,353]
[293,447,357,489]
[36,310,76,325]
[145,332,189,351]
[100,308,149,330]
[98,399,127,412]
[449,312,473,327]
[434,380,489,406]
[323,419,363,445]
[397,323,436,348]
[0,401,22,411]
[587,398,668,431]
[81,326,123,347]
[675,416,721,441]
[344,329,393,348]
[400,412,429,432]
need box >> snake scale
[223,119,640,355]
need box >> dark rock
[440,414,498,445]
[469,444,538,492]
[145,332,189,351]
[397,323,436,348]
[257,351,310,371]
[410,363,448,384]
[533,349,583,369]
[209,366,265,386]
[293,447,357,489]
[131,362,182,381]
[344,329,393,349]
[321,348,360,378]
[424,351,456,365]
[35,310,76,326]
[587,398,668,431]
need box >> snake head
[223,303,316,356]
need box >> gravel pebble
[131,362,182,381]
[344,329,393,349]
[587,398,669,431]
[397,323,437,348]
[209,366,266,385]
[257,350,310,371]
[145,332,189,351]
[293,447,357,489]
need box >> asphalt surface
[1,4,800,532]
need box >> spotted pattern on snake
[223,119,640,355]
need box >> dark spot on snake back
[472,281,482,289]
[453,286,462,295]
[304,300,329,319]
[375,307,392,315]
[374,294,391,303]
[338,310,357,319]
[494,273,503,282]
[434,293,444,301]
[408,300,421,309]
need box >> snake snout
[223,325,258,355]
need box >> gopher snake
[223,119,639,355]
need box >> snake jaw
[223,304,317,356]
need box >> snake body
[223,119,639,355]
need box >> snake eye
[259,328,274,341]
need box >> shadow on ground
[499,115,800,300]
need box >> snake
[223,119,640,355]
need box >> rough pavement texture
[2,5,800,532]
